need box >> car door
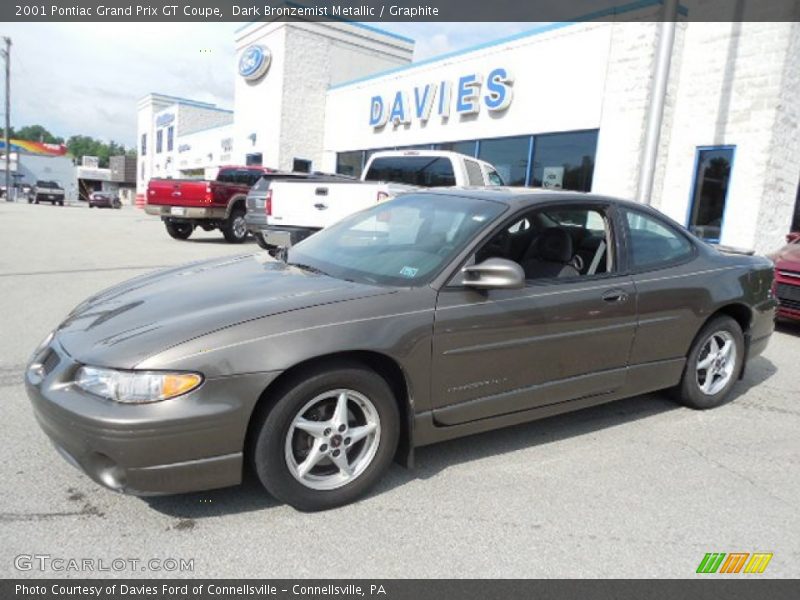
[430,202,637,426]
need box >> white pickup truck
[257,150,503,249]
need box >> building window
[140,133,147,156]
[478,136,530,186]
[687,146,734,242]
[156,130,163,154]
[293,158,312,173]
[246,153,263,166]
[530,130,598,192]
[434,140,478,157]
[167,126,174,152]
[336,151,363,178]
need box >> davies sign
[369,68,513,129]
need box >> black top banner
[4,0,800,22]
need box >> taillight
[205,183,213,203]
[265,190,272,216]
[377,191,389,203]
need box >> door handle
[601,289,629,303]
[314,203,328,210]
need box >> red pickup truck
[145,166,269,243]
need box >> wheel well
[227,195,246,218]
[712,303,752,333]
[243,351,413,470]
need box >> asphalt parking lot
[1,200,798,578]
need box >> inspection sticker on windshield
[399,266,419,278]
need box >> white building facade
[137,4,800,253]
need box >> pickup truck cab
[33,181,66,206]
[145,166,268,243]
[258,150,503,249]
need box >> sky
[0,22,532,148]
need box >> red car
[770,232,800,321]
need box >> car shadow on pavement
[144,356,777,518]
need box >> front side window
[288,193,506,286]
[626,209,694,270]
[477,205,614,281]
[365,156,456,187]
[688,147,734,242]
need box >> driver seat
[521,228,580,279]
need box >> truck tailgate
[147,179,209,207]
[269,181,385,229]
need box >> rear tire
[165,220,193,240]
[251,363,399,511]
[674,315,744,410]
[222,206,248,243]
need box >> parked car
[32,180,65,206]
[259,150,503,250]
[769,232,800,321]
[245,171,357,250]
[88,192,121,209]
[25,190,776,511]
[145,166,269,243]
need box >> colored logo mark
[696,552,773,574]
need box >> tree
[11,124,63,144]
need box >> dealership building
[137,2,800,253]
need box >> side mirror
[462,258,525,290]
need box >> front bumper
[25,339,278,495]
[144,204,226,220]
[774,275,800,321]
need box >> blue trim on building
[234,1,415,45]
[329,0,688,91]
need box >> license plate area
[170,207,186,216]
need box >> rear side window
[625,209,694,270]
[217,169,235,183]
[365,156,456,187]
[464,159,484,186]
[486,169,504,186]
[237,170,262,186]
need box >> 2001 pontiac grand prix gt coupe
[26,190,777,511]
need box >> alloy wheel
[284,389,381,491]
[695,330,737,396]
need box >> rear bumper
[262,226,319,248]
[144,204,226,220]
[25,339,279,496]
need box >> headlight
[74,366,203,404]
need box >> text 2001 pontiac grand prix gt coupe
[26,190,777,511]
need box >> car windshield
[287,193,506,286]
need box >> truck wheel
[222,207,248,244]
[165,220,193,240]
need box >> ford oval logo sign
[238,45,271,82]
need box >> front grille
[776,282,800,302]
[41,349,60,375]
[777,269,800,279]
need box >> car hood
[55,254,393,368]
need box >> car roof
[411,186,649,213]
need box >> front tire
[222,207,248,243]
[252,363,399,511]
[675,315,744,409]
[165,220,193,240]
